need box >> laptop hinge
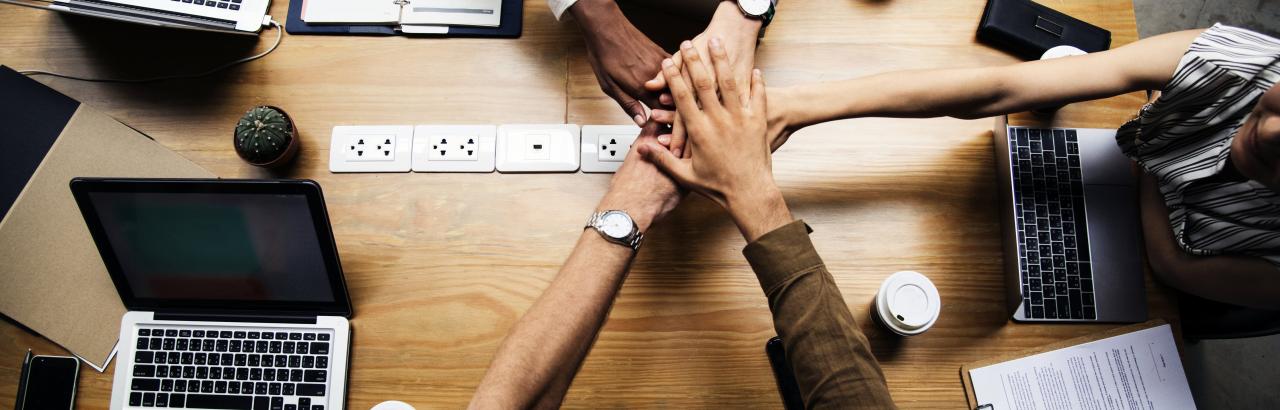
[154,313,318,324]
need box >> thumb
[618,97,649,127]
[637,142,696,186]
[599,75,650,126]
[645,72,667,92]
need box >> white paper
[303,0,401,24]
[400,0,501,27]
[77,341,118,373]
[970,324,1195,410]
[399,24,450,34]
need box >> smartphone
[17,354,80,410]
[765,336,804,410]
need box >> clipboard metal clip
[975,404,994,410]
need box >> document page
[400,0,502,27]
[303,0,402,24]
[970,325,1194,410]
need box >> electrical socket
[580,125,640,173]
[329,125,413,173]
[496,124,580,173]
[411,125,497,173]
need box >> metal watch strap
[585,211,643,251]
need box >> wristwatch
[736,0,776,28]
[585,210,643,251]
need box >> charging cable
[19,19,283,83]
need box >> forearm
[742,221,894,407]
[775,30,1200,129]
[469,232,634,409]
[778,67,1034,127]
[1139,173,1280,309]
[728,186,892,407]
[568,0,625,34]
[1156,254,1280,309]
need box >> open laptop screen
[71,179,352,317]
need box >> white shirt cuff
[548,0,578,20]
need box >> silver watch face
[738,0,770,16]
[598,211,633,239]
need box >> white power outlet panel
[411,125,497,173]
[496,124,581,173]
[581,125,640,173]
[329,125,414,173]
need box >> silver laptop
[71,178,352,410]
[1,0,270,34]
[993,118,1146,323]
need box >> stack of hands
[600,37,792,242]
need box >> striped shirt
[1116,24,1280,267]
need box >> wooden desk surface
[0,0,1178,408]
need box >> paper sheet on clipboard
[968,324,1194,409]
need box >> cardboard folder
[0,66,214,370]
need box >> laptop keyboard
[129,326,333,409]
[1008,127,1097,320]
[174,0,244,11]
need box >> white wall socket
[329,125,413,173]
[411,125,497,173]
[496,124,581,173]
[581,125,640,173]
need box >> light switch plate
[496,124,581,173]
[329,125,414,173]
[581,125,640,173]
[411,125,497,173]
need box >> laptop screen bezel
[70,178,353,318]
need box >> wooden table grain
[0,0,1179,408]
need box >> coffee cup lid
[876,271,940,335]
[371,401,416,410]
[1041,45,1087,60]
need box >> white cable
[19,19,283,84]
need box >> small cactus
[234,106,298,166]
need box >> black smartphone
[765,336,804,410]
[16,354,80,410]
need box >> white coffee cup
[1041,45,1087,60]
[873,271,941,336]
[371,401,416,410]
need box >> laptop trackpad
[1077,129,1135,186]
[1084,184,1147,322]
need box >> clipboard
[284,0,524,38]
[959,320,1179,410]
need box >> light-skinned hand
[643,1,762,155]
[638,38,790,240]
[597,124,684,232]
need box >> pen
[15,349,32,410]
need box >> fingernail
[662,59,674,67]
[710,36,722,49]
[754,68,762,77]
[673,149,682,157]
[658,135,671,144]
[681,40,692,50]
[633,114,645,126]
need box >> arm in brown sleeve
[743,220,895,409]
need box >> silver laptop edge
[1,0,266,34]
